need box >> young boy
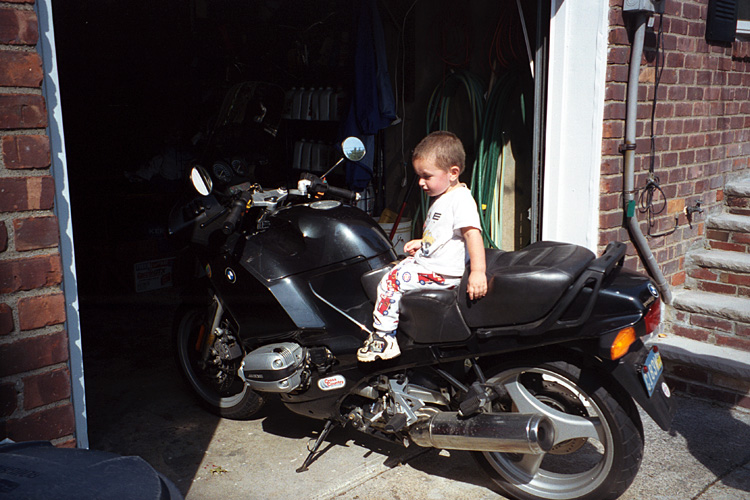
[357,131,487,362]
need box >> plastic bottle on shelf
[291,88,304,120]
[282,87,296,119]
[301,88,314,120]
[293,140,304,170]
[301,140,312,170]
[318,87,333,120]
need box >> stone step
[667,289,750,352]
[725,177,750,216]
[647,334,750,380]
[671,289,750,324]
[706,213,750,253]
[686,249,750,296]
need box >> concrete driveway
[82,296,750,500]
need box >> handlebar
[222,191,252,235]
[318,184,358,203]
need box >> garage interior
[50,0,549,481]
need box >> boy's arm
[461,227,487,300]
[403,239,422,256]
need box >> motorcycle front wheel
[174,305,264,419]
[474,358,644,500]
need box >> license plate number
[642,348,663,397]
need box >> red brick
[709,241,747,253]
[698,281,737,295]
[671,324,710,342]
[0,331,68,377]
[0,177,55,212]
[13,216,59,251]
[688,268,718,282]
[23,368,71,410]
[706,229,729,242]
[5,403,75,442]
[0,94,46,129]
[667,363,709,384]
[726,273,750,287]
[688,383,739,406]
[17,293,65,330]
[671,271,686,286]
[0,303,14,335]
[0,254,62,294]
[2,134,50,169]
[0,221,6,251]
[0,50,42,87]
[0,8,38,45]
[0,383,17,417]
[689,313,733,332]
[716,334,750,352]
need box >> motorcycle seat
[459,241,595,328]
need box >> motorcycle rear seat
[459,241,595,328]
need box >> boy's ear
[449,165,461,180]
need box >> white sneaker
[357,332,401,362]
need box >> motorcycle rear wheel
[174,305,264,419]
[474,359,643,500]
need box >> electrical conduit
[623,12,672,304]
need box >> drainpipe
[622,11,673,305]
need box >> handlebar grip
[222,197,247,235]
[323,184,358,203]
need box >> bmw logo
[225,268,236,283]
[647,283,659,298]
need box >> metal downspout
[623,12,673,304]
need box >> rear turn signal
[610,327,636,360]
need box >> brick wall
[0,0,76,447]
[601,0,750,279]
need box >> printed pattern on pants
[373,257,460,333]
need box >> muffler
[409,412,555,454]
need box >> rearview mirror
[341,137,366,162]
[191,166,213,196]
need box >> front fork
[199,296,224,364]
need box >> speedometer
[212,161,233,182]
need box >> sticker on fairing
[318,375,346,391]
[661,382,671,398]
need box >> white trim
[35,0,88,449]
[737,19,750,35]
[543,0,609,251]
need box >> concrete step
[685,249,750,296]
[666,289,750,353]
[671,288,750,323]
[706,213,750,253]
[648,334,750,380]
[724,177,750,216]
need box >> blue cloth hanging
[342,0,397,191]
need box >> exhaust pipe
[409,412,555,454]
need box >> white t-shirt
[414,185,481,277]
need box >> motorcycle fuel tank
[241,203,394,282]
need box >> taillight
[644,298,661,335]
[610,327,637,360]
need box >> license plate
[642,348,663,397]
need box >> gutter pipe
[622,12,673,305]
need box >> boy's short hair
[413,131,466,174]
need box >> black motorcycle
[168,138,674,500]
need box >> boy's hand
[403,239,422,256]
[467,270,487,301]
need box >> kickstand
[296,420,337,473]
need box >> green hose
[418,69,531,249]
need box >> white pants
[373,257,460,333]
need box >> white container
[293,140,304,169]
[377,218,412,256]
[318,87,333,120]
[291,89,304,120]
[301,140,312,170]
[301,88,314,120]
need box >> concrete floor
[81,289,750,500]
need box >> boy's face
[413,156,460,197]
